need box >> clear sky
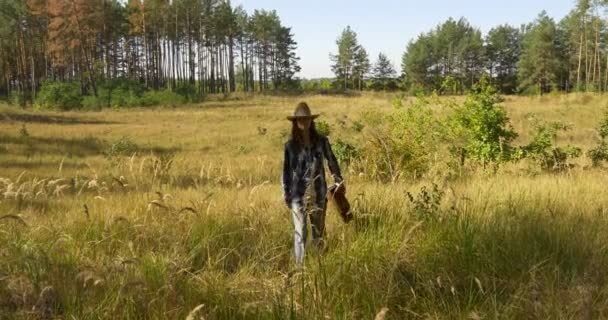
[232,0,575,79]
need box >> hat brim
[286,114,320,121]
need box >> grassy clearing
[1,93,608,319]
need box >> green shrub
[447,78,517,167]
[104,136,139,159]
[406,183,444,220]
[315,120,331,136]
[9,92,27,107]
[351,120,365,133]
[175,83,203,103]
[521,120,581,170]
[35,81,82,110]
[81,95,104,111]
[333,139,361,165]
[440,75,461,95]
[109,88,144,108]
[588,111,608,166]
[361,97,444,181]
[589,142,608,166]
[141,89,186,107]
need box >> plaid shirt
[282,135,343,207]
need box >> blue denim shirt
[282,135,343,207]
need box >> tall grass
[1,93,608,318]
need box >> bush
[361,97,444,181]
[447,78,517,167]
[351,120,365,133]
[175,83,203,103]
[315,120,331,136]
[521,120,581,170]
[35,81,82,110]
[589,143,608,166]
[333,139,362,166]
[104,136,139,159]
[406,183,445,221]
[81,95,104,111]
[9,92,27,107]
[141,89,186,107]
[588,111,608,166]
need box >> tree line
[0,0,300,104]
[3,0,608,106]
[331,0,608,95]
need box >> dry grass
[1,93,608,319]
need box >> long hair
[291,120,320,145]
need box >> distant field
[2,93,608,319]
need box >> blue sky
[232,0,575,79]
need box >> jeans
[291,198,327,265]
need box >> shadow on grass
[386,207,608,318]
[1,134,181,159]
[0,134,105,157]
[0,111,116,125]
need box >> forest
[1,0,608,107]
[0,0,300,108]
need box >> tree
[485,24,522,93]
[518,11,562,94]
[372,52,396,90]
[352,47,370,90]
[402,18,485,93]
[0,0,301,102]
[330,26,367,90]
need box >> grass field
[2,93,608,319]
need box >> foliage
[521,119,581,170]
[104,136,139,159]
[440,76,461,95]
[175,83,204,103]
[315,120,332,137]
[140,89,187,107]
[402,18,484,93]
[0,0,300,102]
[588,143,608,167]
[485,24,522,94]
[447,78,518,166]
[406,183,444,220]
[351,120,365,133]
[371,53,397,91]
[333,139,362,165]
[517,11,562,94]
[588,111,608,166]
[330,26,369,90]
[361,96,444,181]
[9,92,27,107]
[35,81,82,110]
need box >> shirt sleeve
[322,136,343,183]
[282,143,292,198]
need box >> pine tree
[518,11,562,94]
[0,0,301,101]
[330,26,365,90]
[485,25,522,93]
[372,52,396,90]
[402,18,484,92]
[352,47,370,90]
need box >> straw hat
[287,102,320,121]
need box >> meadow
[1,93,608,319]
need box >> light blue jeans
[291,198,327,265]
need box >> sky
[232,0,575,79]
